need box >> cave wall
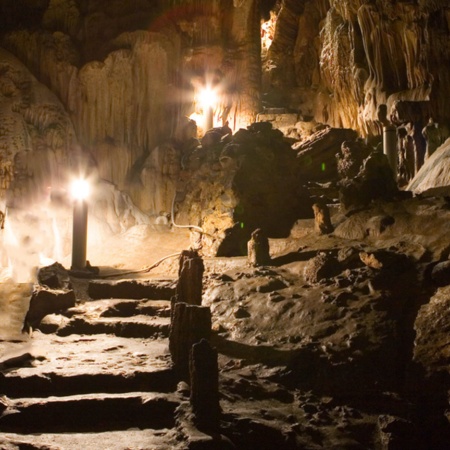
[0,0,263,215]
[0,0,449,218]
[265,0,450,136]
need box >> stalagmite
[312,202,334,235]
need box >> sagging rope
[99,251,182,279]
[92,190,208,279]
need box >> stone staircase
[0,278,184,450]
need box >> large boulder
[293,127,358,181]
[408,137,450,196]
[175,122,314,257]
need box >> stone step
[0,333,176,398]
[37,298,172,337]
[52,315,171,338]
[0,428,179,450]
[75,298,172,318]
[0,392,179,434]
[1,367,177,398]
[88,279,176,300]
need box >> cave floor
[1,198,450,449]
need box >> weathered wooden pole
[190,338,220,431]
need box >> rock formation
[0,2,449,447]
[265,0,450,136]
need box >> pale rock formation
[408,137,450,196]
[414,284,450,377]
[131,143,181,216]
[1,1,264,214]
[0,47,78,208]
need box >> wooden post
[176,250,204,306]
[312,202,334,235]
[190,339,220,432]
[247,228,270,266]
[169,302,211,379]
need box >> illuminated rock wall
[0,0,262,214]
[266,0,450,136]
[0,48,78,208]
[0,0,449,216]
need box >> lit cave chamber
[0,1,450,449]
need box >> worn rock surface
[1,195,450,448]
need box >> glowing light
[70,179,90,201]
[70,177,90,270]
[189,112,203,125]
[199,87,217,109]
[321,163,326,172]
[198,87,217,132]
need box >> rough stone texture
[265,0,450,136]
[377,415,418,450]
[0,282,32,340]
[303,252,341,284]
[430,260,450,287]
[339,148,399,213]
[38,313,70,334]
[408,137,450,196]
[0,0,447,222]
[88,279,176,300]
[336,139,373,180]
[293,127,358,181]
[414,285,450,377]
[0,47,79,209]
[2,195,450,448]
[312,202,334,235]
[247,228,271,267]
[37,262,71,290]
[25,287,76,327]
[0,1,263,215]
[175,123,313,257]
[365,215,395,238]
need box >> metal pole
[383,124,397,180]
[71,199,88,270]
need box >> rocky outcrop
[414,284,450,377]
[175,122,313,256]
[293,127,358,181]
[408,137,450,196]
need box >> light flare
[199,87,218,109]
[70,178,90,201]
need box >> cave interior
[0,1,450,449]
